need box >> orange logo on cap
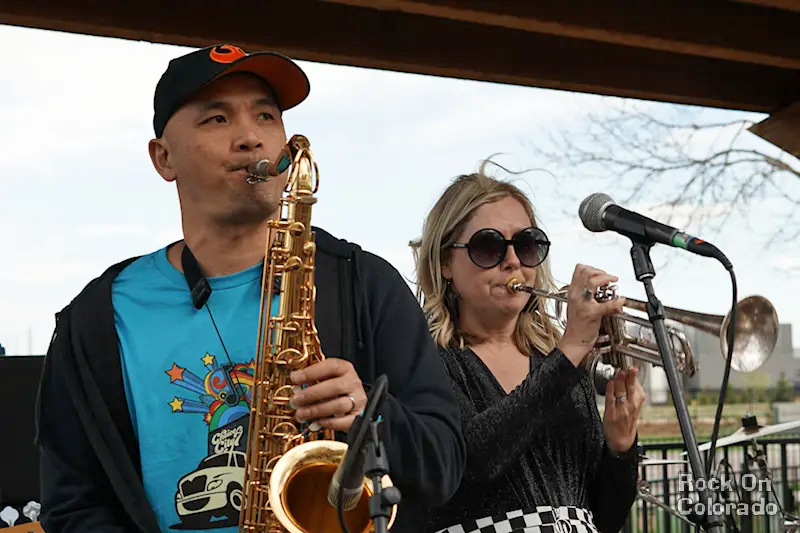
[209,45,247,63]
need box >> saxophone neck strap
[181,244,212,310]
[180,241,280,310]
[179,242,243,404]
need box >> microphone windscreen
[578,193,615,232]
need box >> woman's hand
[603,367,646,455]
[556,264,626,367]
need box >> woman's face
[442,196,543,322]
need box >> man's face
[149,73,289,226]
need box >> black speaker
[0,355,44,525]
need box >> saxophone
[238,135,398,533]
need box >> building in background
[0,343,5,356]
[613,322,798,405]
[683,322,797,392]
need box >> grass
[599,400,781,443]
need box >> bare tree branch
[527,99,800,265]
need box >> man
[35,44,465,533]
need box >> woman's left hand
[603,367,646,455]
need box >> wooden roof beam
[731,0,800,13]
[322,0,800,69]
[749,101,800,160]
[2,0,799,113]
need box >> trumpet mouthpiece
[507,278,522,292]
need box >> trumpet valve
[595,283,617,302]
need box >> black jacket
[35,226,466,533]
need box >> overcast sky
[2,23,798,366]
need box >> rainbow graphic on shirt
[163,353,256,529]
[165,353,255,433]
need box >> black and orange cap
[152,44,310,137]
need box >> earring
[444,279,460,321]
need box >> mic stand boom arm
[628,238,723,533]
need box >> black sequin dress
[425,345,639,533]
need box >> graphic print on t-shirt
[164,353,255,530]
[114,248,278,532]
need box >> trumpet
[507,278,780,390]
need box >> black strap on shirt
[181,243,279,309]
[178,242,243,406]
[181,244,212,309]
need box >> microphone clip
[363,417,402,532]
[333,375,401,533]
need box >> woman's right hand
[556,264,626,367]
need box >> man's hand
[290,358,367,433]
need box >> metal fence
[621,437,800,533]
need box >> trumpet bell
[269,440,397,533]
[722,295,780,373]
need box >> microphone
[327,375,389,511]
[578,193,731,269]
[328,436,367,511]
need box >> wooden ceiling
[3,0,799,151]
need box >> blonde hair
[410,160,563,356]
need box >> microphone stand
[334,374,401,533]
[363,418,402,533]
[627,238,723,533]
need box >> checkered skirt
[434,505,599,533]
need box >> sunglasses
[450,227,551,269]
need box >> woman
[411,164,646,533]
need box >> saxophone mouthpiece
[246,159,272,184]
[245,150,294,184]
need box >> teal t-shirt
[112,247,278,531]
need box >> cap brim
[211,52,310,111]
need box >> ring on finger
[615,395,627,404]
[345,394,357,414]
